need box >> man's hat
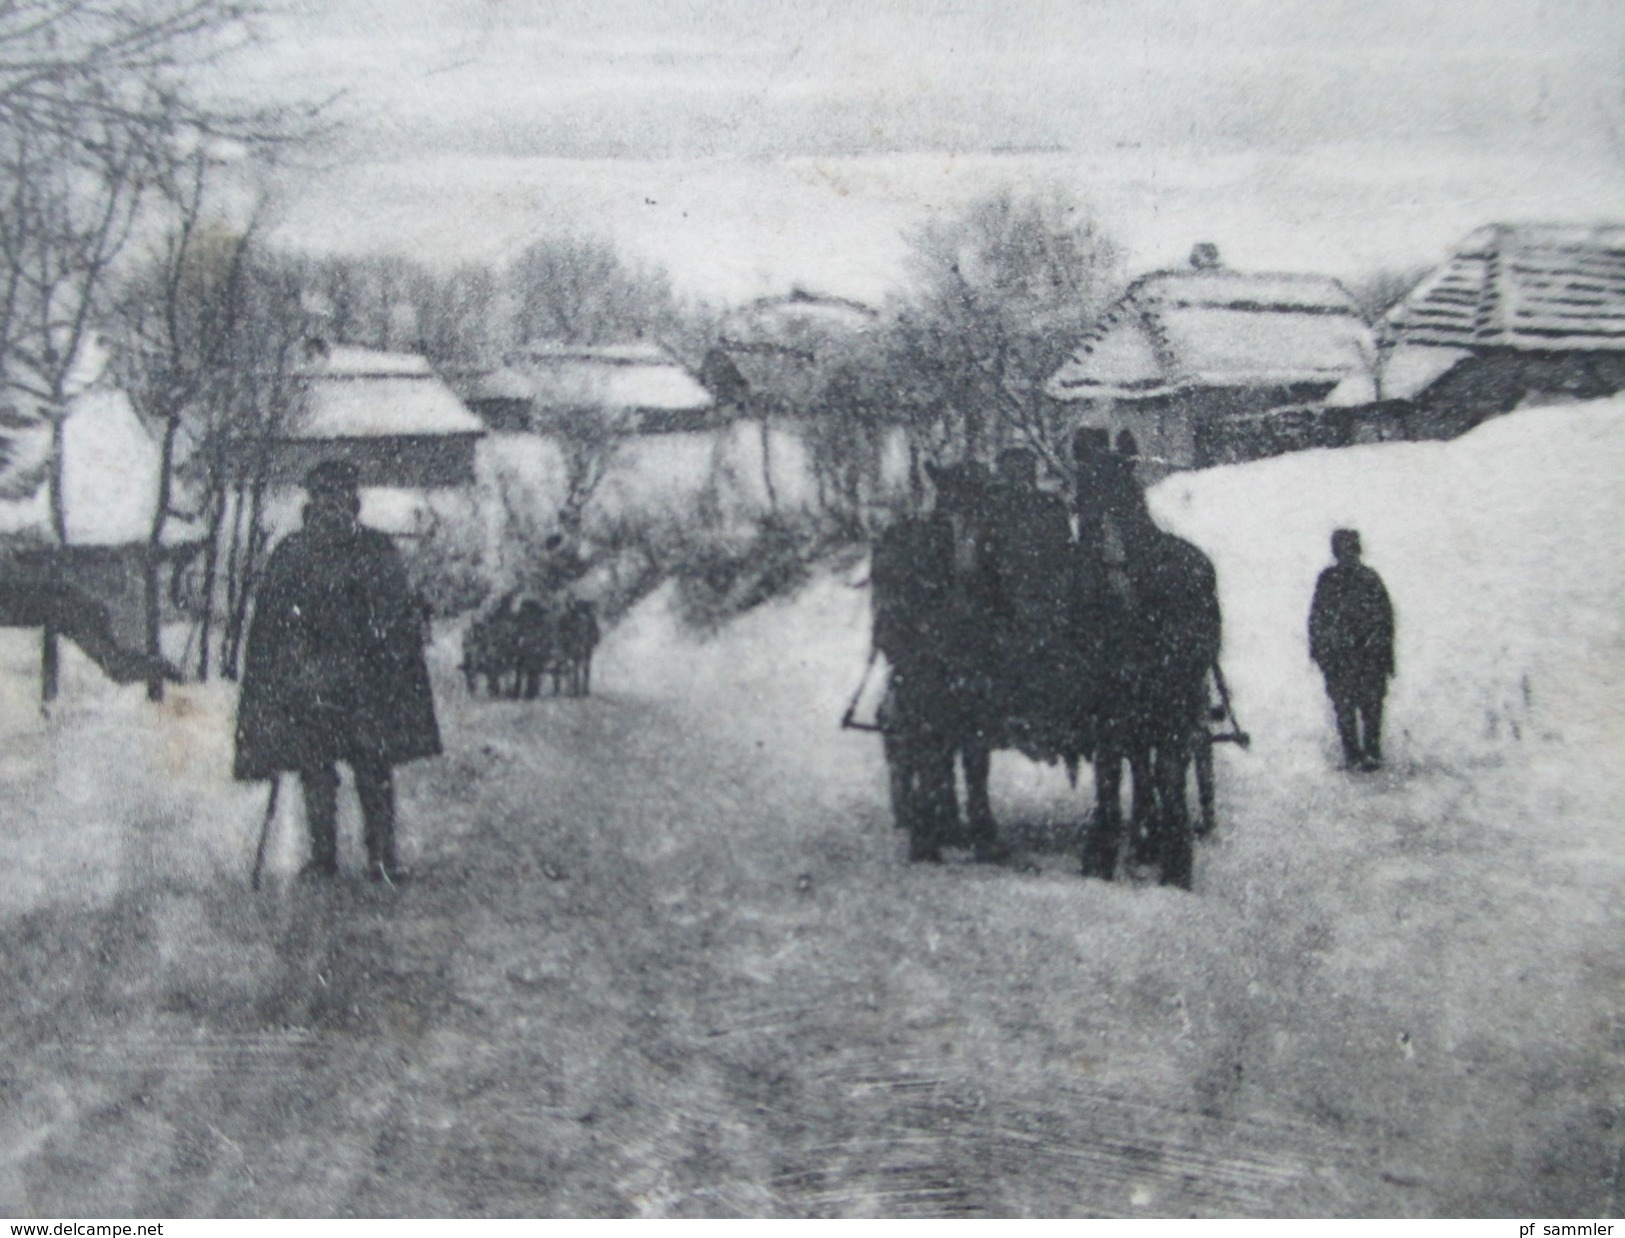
[304,458,361,497]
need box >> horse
[461,593,523,697]
[869,461,1017,863]
[1079,489,1222,890]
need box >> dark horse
[871,461,1007,863]
[1077,478,1222,890]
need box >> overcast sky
[233,0,1625,303]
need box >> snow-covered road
[0,399,1621,1217]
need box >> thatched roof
[1384,223,1625,352]
[713,290,880,412]
[1047,268,1377,404]
[296,345,485,439]
[468,343,714,433]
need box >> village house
[701,289,882,419]
[701,290,906,517]
[1380,223,1625,438]
[272,342,485,488]
[1045,245,1379,475]
[0,387,193,698]
[261,342,487,537]
[469,342,716,436]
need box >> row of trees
[0,0,325,695]
[0,2,1415,678]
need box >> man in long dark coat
[984,446,1075,735]
[1309,528,1395,771]
[1083,479,1220,890]
[235,460,442,883]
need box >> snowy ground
[0,399,1620,1217]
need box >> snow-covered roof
[728,290,879,342]
[715,290,880,410]
[486,343,712,415]
[0,389,176,547]
[295,345,485,439]
[1385,223,1625,352]
[1379,344,1473,401]
[1047,269,1377,403]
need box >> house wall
[1064,396,1197,479]
[265,434,482,488]
[1414,350,1625,441]
[1065,383,1354,474]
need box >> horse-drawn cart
[460,591,600,700]
[843,458,1246,888]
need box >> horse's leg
[1127,743,1156,863]
[1153,735,1195,890]
[962,737,995,835]
[910,732,955,862]
[1192,727,1216,836]
[961,737,1010,861]
[884,731,913,832]
[1083,738,1124,880]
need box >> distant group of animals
[461,592,601,700]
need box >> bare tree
[509,233,681,348]
[111,195,311,684]
[552,405,631,542]
[0,0,293,532]
[1345,264,1431,327]
[888,186,1122,474]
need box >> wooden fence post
[41,624,59,705]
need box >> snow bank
[603,396,1625,821]
[1150,397,1625,772]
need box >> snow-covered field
[0,398,1620,1216]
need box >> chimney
[1190,242,1221,270]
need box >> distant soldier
[1309,528,1395,771]
[1071,426,1115,551]
[558,597,601,697]
[234,460,442,884]
[540,532,587,595]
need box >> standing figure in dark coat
[558,597,601,697]
[984,447,1075,736]
[1309,528,1395,772]
[1083,480,1221,890]
[234,460,442,883]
